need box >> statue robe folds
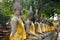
[26,22,36,38]
[36,22,42,33]
[10,18,26,40]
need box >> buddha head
[13,0,22,15]
[28,6,34,21]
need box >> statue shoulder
[26,20,29,23]
[11,16,18,23]
[25,19,31,26]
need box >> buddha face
[15,10,20,15]
[34,15,38,22]
[28,12,34,21]
[13,6,22,16]
[13,1,22,16]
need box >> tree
[0,0,60,28]
[0,0,13,28]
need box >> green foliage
[0,0,13,27]
[0,0,60,27]
[0,14,10,26]
[1,0,13,16]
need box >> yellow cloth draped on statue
[46,25,51,32]
[26,22,36,38]
[51,26,55,31]
[45,25,48,32]
[36,22,42,33]
[52,22,55,30]
[10,18,26,40]
[42,23,46,32]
